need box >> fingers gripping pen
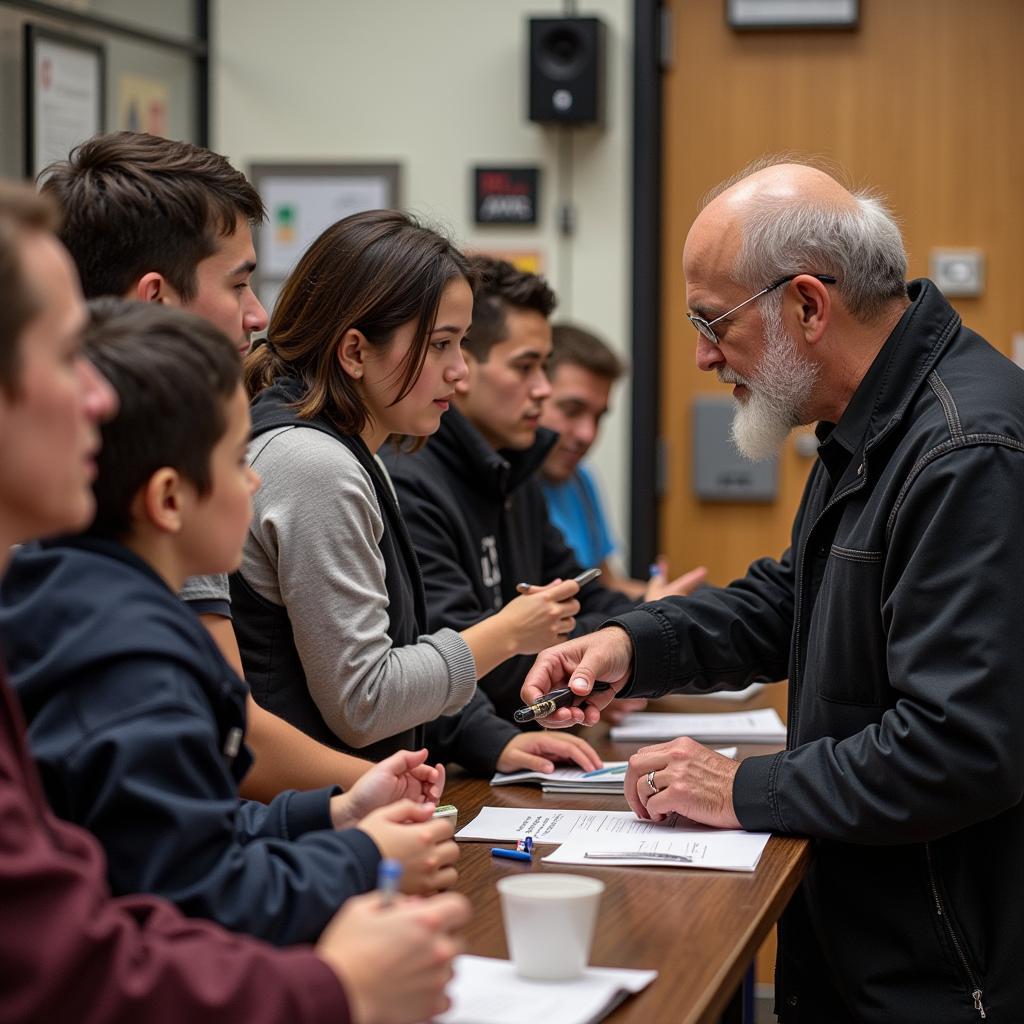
[513,682,612,723]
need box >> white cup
[497,873,605,980]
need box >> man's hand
[330,749,445,829]
[496,730,603,774]
[357,800,460,894]
[625,738,741,829]
[318,890,471,1024]
[644,563,708,602]
[519,626,634,729]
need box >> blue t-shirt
[540,463,616,569]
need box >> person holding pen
[537,321,706,600]
[383,258,706,727]
[234,211,599,777]
[521,157,1024,1021]
[0,179,468,1024]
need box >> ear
[337,328,373,381]
[132,272,180,306]
[789,275,831,347]
[133,467,188,535]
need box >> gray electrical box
[693,396,777,502]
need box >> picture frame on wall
[24,25,106,179]
[249,162,402,316]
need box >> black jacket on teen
[231,379,518,774]
[612,281,1024,1022]
[383,407,634,723]
[0,537,381,946]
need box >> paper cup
[497,873,605,980]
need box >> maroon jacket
[0,670,350,1024]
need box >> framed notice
[250,163,401,297]
[24,25,106,179]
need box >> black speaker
[528,16,605,126]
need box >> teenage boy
[41,130,387,802]
[0,299,459,946]
[539,322,707,598]
[384,258,701,723]
[0,180,468,1024]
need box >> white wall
[213,0,635,558]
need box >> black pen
[513,682,612,723]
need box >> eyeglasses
[687,273,837,345]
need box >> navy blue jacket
[613,282,1024,1021]
[0,537,380,946]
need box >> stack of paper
[456,807,694,844]
[610,707,786,743]
[491,761,631,794]
[436,955,657,1024]
[489,749,737,795]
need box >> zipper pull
[972,989,986,1019]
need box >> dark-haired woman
[231,210,600,777]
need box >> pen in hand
[376,858,402,906]
[513,682,613,723]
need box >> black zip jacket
[0,536,381,946]
[232,379,518,774]
[612,281,1024,1022]
[382,407,634,723]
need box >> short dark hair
[245,209,472,437]
[0,182,59,394]
[82,299,242,540]
[549,322,624,381]
[462,256,557,361]
[41,132,265,301]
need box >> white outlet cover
[930,248,985,297]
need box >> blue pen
[581,763,629,779]
[377,858,402,905]
[649,563,662,577]
[491,847,532,862]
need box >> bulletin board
[250,162,401,317]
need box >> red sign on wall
[474,166,540,225]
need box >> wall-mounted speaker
[528,16,605,126]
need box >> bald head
[685,159,907,324]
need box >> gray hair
[706,155,909,323]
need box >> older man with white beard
[519,157,1024,1021]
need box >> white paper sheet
[689,682,766,702]
[542,828,771,872]
[609,708,786,743]
[435,955,657,1024]
[456,807,695,844]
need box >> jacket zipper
[789,471,865,742]
[925,843,986,1019]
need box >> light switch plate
[930,248,985,297]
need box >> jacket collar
[854,278,961,452]
[429,406,558,498]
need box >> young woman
[232,210,599,776]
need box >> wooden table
[446,726,808,1024]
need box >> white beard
[719,303,819,461]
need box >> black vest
[230,378,426,760]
